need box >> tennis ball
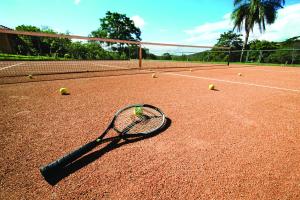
[152,73,157,78]
[208,84,215,90]
[59,87,69,95]
[134,107,143,116]
[28,74,33,79]
[190,68,193,72]
[238,73,242,76]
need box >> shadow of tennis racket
[43,118,171,185]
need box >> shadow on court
[41,118,171,185]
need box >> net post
[227,47,231,67]
[138,43,142,69]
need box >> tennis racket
[40,104,166,178]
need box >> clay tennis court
[1,64,300,199]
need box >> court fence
[230,49,300,65]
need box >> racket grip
[40,140,98,177]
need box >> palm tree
[231,0,285,62]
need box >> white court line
[231,66,300,73]
[165,72,300,93]
[91,63,131,70]
[0,62,24,70]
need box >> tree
[209,31,243,62]
[91,11,142,58]
[92,11,141,41]
[248,40,278,50]
[231,0,285,61]
[247,40,278,62]
[215,31,243,50]
[14,25,71,57]
[68,42,88,59]
[40,27,71,57]
[15,25,43,55]
[161,53,172,60]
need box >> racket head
[112,104,166,135]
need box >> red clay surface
[1,65,300,199]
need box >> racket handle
[40,140,98,177]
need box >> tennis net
[141,42,230,71]
[0,29,230,84]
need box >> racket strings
[114,107,164,134]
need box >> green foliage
[90,11,141,57]
[9,20,141,61]
[0,53,68,61]
[230,37,300,64]
[90,28,108,38]
[95,11,141,41]
[127,45,140,59]
[7,17,299,65]
[264,50,291,64]
[215,31,243,49]
[232,0,285,33]
[64,53,71,59]
[231,0,285,57]
[15,25,43,55]
[143,49,157,59]
[209,31,243,62]
[14,25,71,57]
[281,36,300,48]
[248,40,278,50]
[243,40,278,62]
[143,32,300,65]
[161,53,172,60]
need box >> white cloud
[74,0,80,5]
[131,15,145,29]
[184,13,233,45]
[251,3,300,41]
[184,3,300,45]
[142,44,195,56]
[223,12,232,20]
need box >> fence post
[258,50,262,63]
[291,48,295,65]
[207,52,210,62]
[138,43,142,69]
[245,51,249,63]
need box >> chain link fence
[230,49,300,65]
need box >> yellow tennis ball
[152,73,157,78]
[208,84,215,90]
[28,74,33,79]
[134,107,143,116]
[59,87,69,95]
[189,68,193,72]
[238,73,242,76]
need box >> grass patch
[0,54,69,61]
[230,62,300,67]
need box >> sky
[1,0,300,48]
